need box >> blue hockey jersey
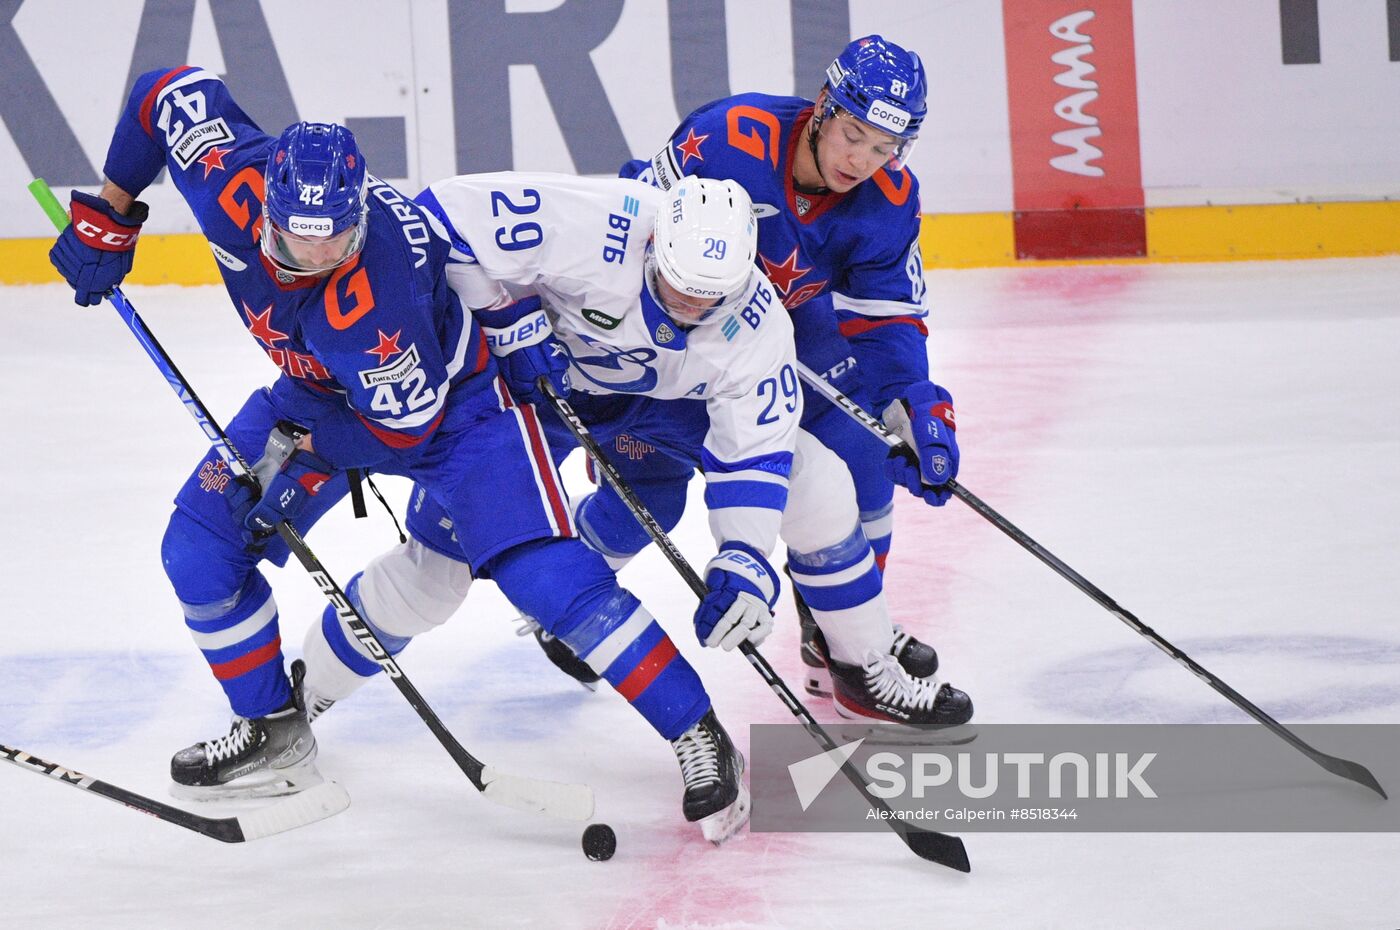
[103,66,487,465]
[623,93,931,406]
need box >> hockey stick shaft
[795,361,1387,799]
[30,179,593,822]
[1,741,350,842]
[540,380,971,871]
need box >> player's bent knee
[160,509,255,606]
[489,537,620,636]
[358,537,473,638]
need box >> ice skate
[170,660,322,800]
[671,709,750,844]
[796,601,938,697]
[515,615,601,691]
[827,650,976,743]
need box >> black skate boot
[170,660,321,800]
[827,651,975,739]
[670,709,750,844]
[295,657,338,723]
[790,572,939,697]
[516,615,600,691]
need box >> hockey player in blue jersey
[46,67,748,839]
[618,35,959,709]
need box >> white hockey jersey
[417,171,801,555]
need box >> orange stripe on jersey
[871,167,912,208]
[615,637,678,702]
[726,105,782,168]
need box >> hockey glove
[694,542,778,651]
[477,295,571,406]
[241,447,335,535]
[883,380,959,506]
[49,191,149,306]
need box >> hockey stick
[29,179,594,823]
[794,360,1388,800]
[1,741,350,842]
[539,379,972,872]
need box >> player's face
[264,219,365,276]
[817,111,902,191]
[654,273,722,324]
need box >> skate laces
[863,652,941,712]
[203,717,256,764]
[672,723,721,788]
[890,624,913,657]
[305,691,336,724]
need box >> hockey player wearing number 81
[46,67,742,838]
[620,35,965,713]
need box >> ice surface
[3,258,1398,928]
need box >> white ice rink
[3,257,1398,928]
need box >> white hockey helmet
[648,178,758,325]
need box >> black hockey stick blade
[2,742,350,842]
[1306,747,1388,799]
[897,822,972,872]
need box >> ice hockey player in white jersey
[411,171,973,728]
[296,176,971,838]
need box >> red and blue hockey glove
[49,191,148,306]
[241,447,335,535]
[694,542,778,651]
[883,380,959,506]
[477,295,572,405]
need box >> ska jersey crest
[566,334,660,394]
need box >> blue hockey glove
[694,543,779,651]
[242,447,335,535]
[49,191,148,306]
[224,476,274,548]
[477,296,571,405]
[883,381,959,506]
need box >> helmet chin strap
[799,98,834,195]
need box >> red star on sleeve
[758,247,812,295]
[196,145,231,180]
[675,128,709,166]
[243,301,289,346]
[365,329,404,365]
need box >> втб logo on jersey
[568,334,659,393]
[1049,10,1105,177]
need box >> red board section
[1002,2,1146,259]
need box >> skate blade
[170,760,326,802]
[699,782,751,846]
[846,723,979,747]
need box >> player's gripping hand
[694,543,779,651]
[49,192,149,306]
[241,448,335,535]
[883,380,959,506]
[477,296,571,405]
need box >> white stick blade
[480,766,595,821]
[235,780,351,841]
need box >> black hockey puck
[582,823,616,861]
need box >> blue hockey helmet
[262,122,369,275]
[817,35,927,169]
